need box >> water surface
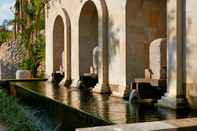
[13,81,197,124]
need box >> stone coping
[77,118,197,131]
[0,126,4,131]
[0,78,48,82]
[0,121,5,131]
[11,82,113,124]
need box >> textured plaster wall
[166,0,178,97]
[126,0,167,86]
[185,0,197,109]
[105,0,126,87]
[45,0,127,92]
[44,0,197,109]
[53,16,64,72]
[104,0,167,97]
[45,0,168,97]
[79,2,98,75]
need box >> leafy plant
[0,20,13,45]
[0,31,13,45]
[0,89,35,131]
[20,34,45,77]
[0,88,57,131]
[14,0,46,77]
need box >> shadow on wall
[182,1,197,109]
[166,1,177,86]
[79,1,98,75]
[108,18,120,66]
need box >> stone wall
[45,0,197,109]
[126,0,167,84]
[79,2,98,75]
[45,0,168,97]
[0,41,24,79]
[185,0,197,109]
[53,16,64,72]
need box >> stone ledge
[157,95,189,110]
[0,122,5,131]
[77,118,197,131]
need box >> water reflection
[13,81,197,124]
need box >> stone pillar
[61,51,65,72]
[93,1,110,93]
[93,28,110,93]
[158,0,188,109]
[93,46,99,74]
[59,9,72,87]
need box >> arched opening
[126,0,167,84]
[79,1,98,76]
[53,16,64,72]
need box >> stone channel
[7,81,197,131]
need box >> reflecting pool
[12,81,197,124]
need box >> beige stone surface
[45,0,197,109]
[77,118,197,131]
[184,0,197,109]
[53,16,64,72]
[46,0,167,97]
[16,70,32,79]
[158,0,188,109]
[149,38,167,80]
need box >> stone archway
[79,1,98,76]
[79,0,110,93]
[53,15,64,72]
[72,0,109,93]
[126,0,167,85]
[52,9,72,86]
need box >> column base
[59,78,72,87]
[70,79,79,88]
[93,83,111,94]
[157,94,189,110]
[110,84,129,98]
[47,75,53,82]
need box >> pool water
[12,81,197,124]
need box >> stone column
[70,17,80,88]
[158,0,188,109]
[93,21,110,93]
[93,1,110,93]
[59,9,72,87]
[45,13,54,80]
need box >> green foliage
[0,88,57,131]
[0,31,13,45]
[0,19,13,44]
[14,0,46,77]
[20,34,45,77]
[0,89,35,131]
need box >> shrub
[0,89,35,131]
[0,88,56,131]
[19,34,45,77]
[0,31,13,45]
